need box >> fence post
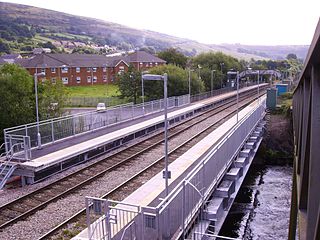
[51,120,54,142]
[72,118,76,135]
[182,180,186,238]
[85,198,91,240]
[4,131,8,153]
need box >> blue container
[276,84,288,96]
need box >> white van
[96,103,106,112]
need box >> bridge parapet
[290,18,320,240]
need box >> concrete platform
[73,95,266,240]
[11,84,266,183]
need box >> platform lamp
[141,70,149,114]
[220,62,224,88]
[211,70,216,97]
[141,73,170,196]
[227,70,239,123]
[188,69,194,103]
[34,71,46,149]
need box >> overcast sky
[4,0,320,45]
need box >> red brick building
[15,51,166,86]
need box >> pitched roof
[17,53,111,68]
[125,51,166,63]
[16,51,165,68]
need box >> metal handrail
[0,142,22,176]
[120,221,136,240]
[88,215,107,240]
[0,143,5,158]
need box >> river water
[219,159,293,240]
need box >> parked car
[96,103,106,112]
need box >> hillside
[0,1,309,60]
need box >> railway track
[0,87,266,239]
[38,90,266,240]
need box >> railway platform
[1,84,267,187]
[74,95,266,240]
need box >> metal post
[257,70,260,104]
[164,73,169,197]
[141,72,145,115]
[220,62,224,88]
[211,70,215,97]
[236,71,239,123]
[34,73,42,149]
[51,120,55,142]
[188,69,191,102]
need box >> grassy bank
[66,84,129,107]
[67,84,120,97]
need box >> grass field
[67,84,120,97]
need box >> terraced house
[15,51,166,86]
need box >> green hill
[0,1,309,60]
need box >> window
[103,75,107,82]
[150,62,153,66]
[87,67,91,72]
[87,76,91,83]
[51,78,56,84]
[62,77,68,84]
[92,67,97,72]
[41,68,46,74]
[103,67,107,72]
[76,77,81,84]
[155,62,158,66]
[119,66,125,74]
[51,68,56,73]
[76,67,80,73]
[61,67,68,73]
[93,76,97,82]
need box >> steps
[0,162,17,189]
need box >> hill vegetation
[0,2,309,60]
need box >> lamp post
[198,65,202,93]
[141,73,170,196]
[236,71,239,122]
[34,72,45,149]
[188,69,194,103]
[220,62,224,88]
[141,71,149,114]
[211,70,216,97]
[227,70,239,122]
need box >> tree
[286,53,298,60]
[0,64,35,143]
[116,65,141,104]
[192,52,242,89]
[0,40,10,54]
[147,64,204,99]
[157,48,188,69]
[0,64,69,143]
[38,79,69,119]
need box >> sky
[3,0,320,45]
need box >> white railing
[3,94,190,156]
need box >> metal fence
[85,99,266,240]
[3,94,190,156]
[190,82,260,103]
[68,96,128,107]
